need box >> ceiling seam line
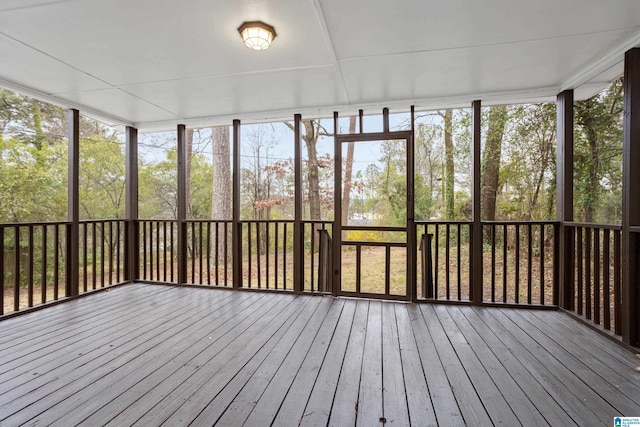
[105,65,337,89]
[0,30,117,90]
[312,0,350,106]
[336,26,640,61]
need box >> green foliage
[79,136,126,219]
[0,137,67,222]
[0,81,626,228]
[574,79,623,223]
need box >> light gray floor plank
[1,284,638,427]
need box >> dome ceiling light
[238,21,276,51]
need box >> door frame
[332,130,416,301]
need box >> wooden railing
[566,222,622,335]
[417,221,472,301]
[80,220,126,292]
[236,220,332,291]
[1,218,628,341]
[136,219,332,292]
[138,220,177,283]
[1,219,126,315]
[481,221,557,306]
[417,221,557,305]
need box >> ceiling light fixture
[238,21,276,51]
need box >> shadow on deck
[0,283,639,426]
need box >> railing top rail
[481,220,560,225]
[342,225,406,232]
[342,240,406,247]
[186,219,233,223]
[415,220,473,225]
[79,219,126,224]
[565,221,622,231]
[239,219,294,224]
[301,219,333,224]
[0,220,71,227]
[137,218,177,222]
[630,225,640,233]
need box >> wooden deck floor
[0,284,639,426]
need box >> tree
[211,126,231,263]
[185,129,193,216]
[211,126,231,220]
[78,136,126,219]
[501,103,556,220]
[341,116,357,233]
[442,109,454,219]
[284,120,331,220]
[481,105,508,226]
[574,79,623,223]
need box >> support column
[332,112,341,296]
[556,90,575,309]
[232,120,242,288]
[471,100,483,304]
[407,106,417,301]
[176,124,187,285]
[66,108,80,297]
[622,48,640,346]
[293,114,304,292]
[124,126,139,282]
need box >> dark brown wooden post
[471,100,483,304]
[124,126,139,282]
[407,106,417,301]
[383,107,390,133]
[557,90,575,309]
[332,112,341,296]
[293,114,304,293]
[176,124,187,285]
[622,48,640,346]
[232,119,242,288]
[66,108,80,297]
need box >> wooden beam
[383,107,390,133]
[124,126,139,282]
[556,90,575,309]
[332,112,341,296]
[471,100,483,304]
[66,109,80,297]
[293,114,303,293]
[622,48,640,346]
[407,105,417,301]
[232,119,242,289]
[176,124,187,285]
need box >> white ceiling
[1,0,639,130]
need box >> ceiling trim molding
[0,77,134,127]
[561,29,640,91]
[134,85,560,132]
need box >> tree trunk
[341,117,357,237]
[443,109,454,219]
[211,126,231,264]
[185,129,193,218]
[32,101,45,150]
[584,124,599,223]
[302,120,321,220]
[481,106,508,233]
